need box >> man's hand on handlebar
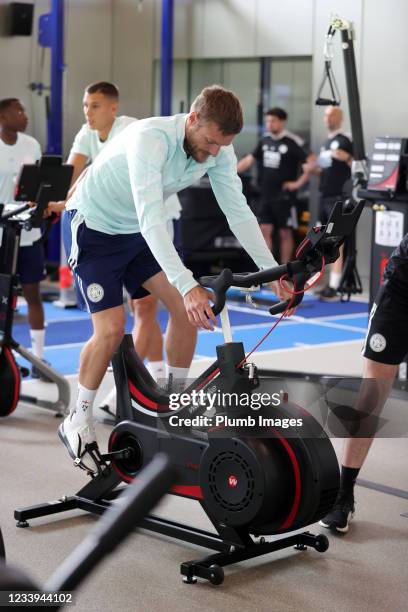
[184,286,217,331]
[28,201,62,219]
[268,280,297,317]
[47,200,66,215]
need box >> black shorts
[319,194,343,226]
[258,195,298,229]
[362,282,408,365]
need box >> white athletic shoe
[58,416,100,475]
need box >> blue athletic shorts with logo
[68,211,162,313]
[17,241,46,284]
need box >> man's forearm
[237,154,254,174]
[296,171,311,188]
[332,149,352,164]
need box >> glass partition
[153,56,312,150]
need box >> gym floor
[1,290,407,611]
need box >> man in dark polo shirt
[237,107,311,263]
[305,106,353,300]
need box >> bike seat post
[220,305,232,343]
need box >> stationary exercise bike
[0,156,73,417]
[14,199,364,585]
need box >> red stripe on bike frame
[110,460,203,500]
[171,484,203,499]
[272,429,301,529]
[128,380,169,413]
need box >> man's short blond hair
[191,85,243,135]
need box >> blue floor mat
[13,296,369,377]
[13,313,137,348]
[194,322,366,357]
[36,291,369,320]
[330,315,369,329]
[13,297,368,348]
[16,320,367,377]
[227,288,368,318]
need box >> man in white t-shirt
[50,82,180,402]
[67,82,136,184]
[0,98,48,378]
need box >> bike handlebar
[0,203,31,222]
[200,261,309,316]
[0,202,59,231]
[199,199,366,317]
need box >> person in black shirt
[237,108,311,262]
[320,234,408,533]
[304,106,353,300]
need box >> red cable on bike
[195,253,325,386]
[193,295,294,390]
[279,255,325,294]
[236,272,299,369]
[238,253,325,368]
[295,237,310,258]
[238,297,295,368]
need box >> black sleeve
[292,140,308,163]
[252,139,263,160]
[337,134,353,155]
[384,233,408,281]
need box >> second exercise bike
[0,156,73,417]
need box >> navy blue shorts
[17,241,46,284]
[64,210,181,260]
[69,212,162,313]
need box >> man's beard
[184,133,209,163]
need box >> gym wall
[64,0,157,154]
[0,0,49,149]
[0,0,407,163]
[150,0,408,155]
[0,0,156,154]
[155,0,408,288]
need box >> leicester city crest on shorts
[87,283,104,303]
[369,333,386,352]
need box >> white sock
[70,383,97,425]
[100,386,117,412]
[166,365,190,393]
[146,360,166,381]
[30,329,45,359]
[330,271,342,289]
